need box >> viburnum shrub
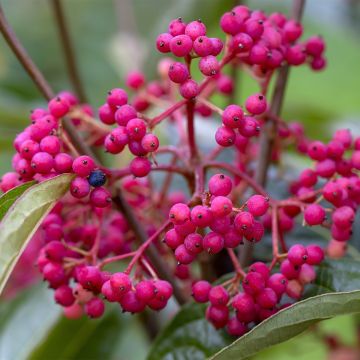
[0,2,358,338]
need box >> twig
[51,0,87,102]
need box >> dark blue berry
[88,170,106,187]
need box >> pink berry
[135,280,156,303]
[283,20,303,42]
[245,93,267,115]
[90,187,112,207]
[256,288,277,309]
[242,272,265,296]
[98,103,115,125]
[72,156,95,177]
[232,292,256,323]
[120,291,146,313]
[304,204,326,226]
[193,36,214,57]
[305,36,325,57]
[19,139,40,160]
[179,79,199,99]
[209,174,232,196]
[85,298,105,318]
[70,177,91,198]
[210,196,233,217]
[266,273,288,298]
[170,35,193,57]
[199,55,220,76]
[249,262,270,280]
[332,206,355,229]
[234,211,254,232]
[288,244,308,266]
[168,62,189,84]
[220,12,242,35]
[185,20,206,40]
[192,280,211,303]
[169,203,190,225]
[55,285,75,307]
[156,33,173,53]
[168,18,186,36]
[126,71,145,90]
[286,279,303,299]
[206,305,229,329]
[190,205,213,227]
[299,264,316,284]
[141,134,159,152]
[48,96,70,118]
[306,244,324,265]
[184,233,203,255]
[31,152,54,174]
[54,153,73,173]
[227,317,248,337]
[129,157,151,177]
[110,272,131,296]
[107,88,128,108]
[246,195,269,217]
[215,126,236,147]
[202,232,224,254]
[40,135,61,155]
[280,259,301,280]
[209,285,229,306]
[175,244,195,264]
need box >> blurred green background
[0,0,360,359]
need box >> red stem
[150,99,187,128]
[186,100,198,160]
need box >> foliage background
[0,0,360,359]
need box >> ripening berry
[193,36,214,57]
[190,205,213,227]
[234,211,254,231]
[351,151,360,170]
[42,262,67,288]
[192,280,211,303]
[224,227,243,248]
[244,18,264,40]
[98,103,115,125]
[48,96,70,118]
[206,305,229,329]
[44,144,65,168]
[85,298,105,318]
[120,291,146,313]
[286,279,303,299]
[63,303,83,319]
[101,280,121,302]
[332,206,355,229]
[331,224,352,242]
[199,55,220,76]
[280,259,301,280]
[126,71,145,90]
[210,216,231,234]
[306,244,324,265]
[55,285,75,307]
[232,292,256,323]
[209,286,229,306]
[315,159,336,178]
[210,196,233,217]
[311,56,326,71]
[215,126,236,147]
[174,219,196,237]
[44,241,67,262]
[202,232,224,254]
[220,12,242,35]
[245,93,267,115]
[40,135,61,155]
[231,32,253,53]
[156,33,173,53]
[327,239,347,259]
[126,118,147,141]
[88,170,107,188]
[326,140,345,160]
[19,139,40,160]
[334,129,352,149]
[72,156,95,178]
[141,134,159,153]
[170,35,193,57]
[0,172,20,192]
[169,203,190,225]
[110,272,131,296]
[283,20,303,42]
[179,79,199,99]
[185,20,206,40]
[242,272,265,295]
[209,174,233,196]
[168,18,186,36]
[90,187,112,208]
[227,317,248,337]
[107,88,128,108]
[249,44,268,65]
[222,105,244,128]
[164,229,184,249]
[246,195,269,217]
[210,37,223,56]
[175,264,190,280]
[286,45,306,66]
[168,62,189,84]
[304,204,326,226]
[184,233,203,255]
[31,152,54,174]
[305,36,325,57]
[114,105,137,126]
[299,263,316,284]
[239,116,260,138]
[256,288,277,309]
[174,244,195,264]
[217,75,233,94]
[266,273,288,298]
[135,280,156,303]
[288,244,308,266]
[129,157,151,177]
[249,262,270,280]
[299,169,317,188]
[153,280,173,302]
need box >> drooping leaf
[147,302,231,360]
[0,181,36,220]
[0,174,73,294]
[210,290,360,360]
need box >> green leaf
[0,181,36,220]
[147,302,231,360]
[305,259,360,297]
[210,290,360,360]
[0,283,61,360]
[0,174,73,294]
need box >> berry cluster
[1,3,357,341]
